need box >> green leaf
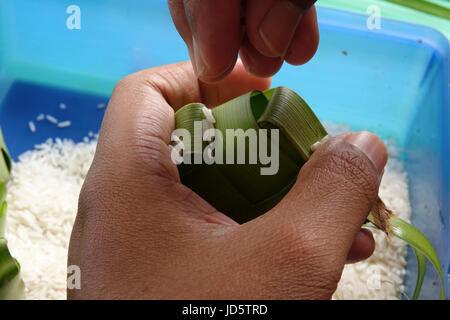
[0,238,24,300]
[389,216,444,300]
[0,181,6,204]
[411,247,427,300]
[258,87,327,162]
[366,214,444,299]
[0,127,12,184]
[385,0,450,20]
[0,201,6,238]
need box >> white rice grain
[171,133,181,144]
[45,115,58,124]
[201,106,216,124]
[57,121,71,128]
[201,119,214,139]
[310,134,329,152]
[28,121,36,133]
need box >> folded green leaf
[176,87,326,223]
[0,238,24,300]
[0,127,12,184]
[175,86,444,299]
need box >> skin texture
[168,0,319,82]
[67,61,387,300]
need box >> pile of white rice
[5,138,97,299]
[4,122,411,300]
[324,122,411,300]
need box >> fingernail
[345,131,388,177]
[258,1,303,57]
[192,38,235,83]
[192,38,207,78]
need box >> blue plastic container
[0,0,448,299]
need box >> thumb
[242,131,387,296]
[273,131,386,256]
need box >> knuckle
[113,72,140,93]
[113,71,160,99]
[315,140,380,204]
[271,222,337,270]
[132,135,177,179]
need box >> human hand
[68,61,387,299]
[168,0,319,82]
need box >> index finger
[169,0,242,83]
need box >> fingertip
[284,6,319,66]
[239,37,284,78]
[245,0,315,59]
[344,131,388,178]
[184,0,242,84]
[197,59,237,84]
[346,228,375,264]
[232,59,273,90]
